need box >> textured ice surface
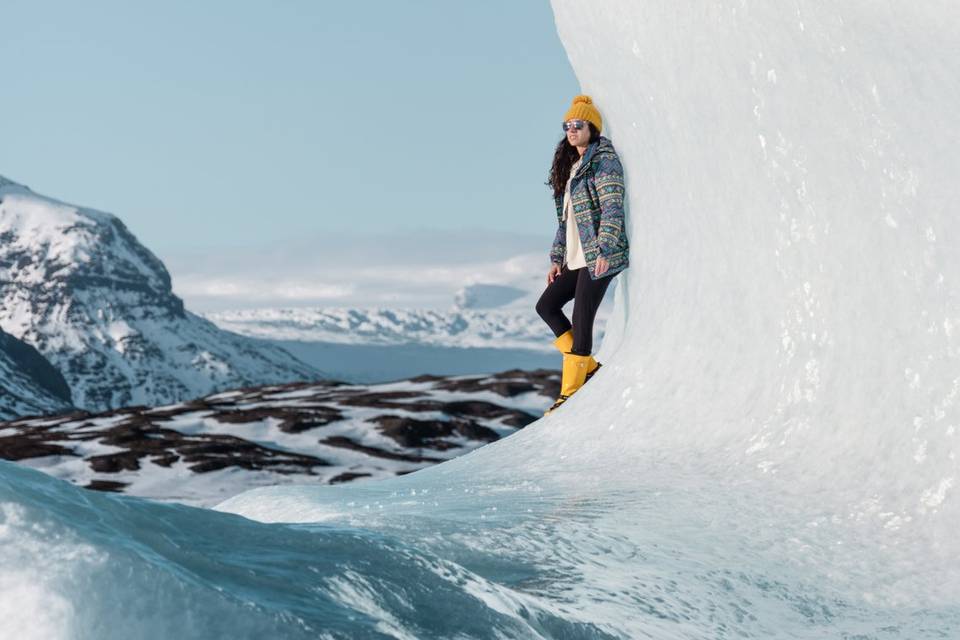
[3,1,960,638]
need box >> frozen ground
[1,369,554,508]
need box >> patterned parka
[550,135,629,280]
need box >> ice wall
[565,0,960,547]
[222,0,960,623]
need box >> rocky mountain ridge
[0,327,72,419]
[0,174,319,412]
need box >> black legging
[535,264,616,355]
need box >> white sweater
[562,157,587,270]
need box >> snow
[205,306,577,350]
[3,1,960,637]
[4,371,547,508]
[0,186,320,411]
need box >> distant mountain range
[200,300,610,384]
[205,306,555,350]
[0,175,319,415]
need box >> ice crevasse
[3,1,960,638]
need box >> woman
[536,94,629,415]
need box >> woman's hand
[547,263,562,284]
[595,256,609,276]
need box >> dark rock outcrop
[0,367,559,506]
[0,327,73,420]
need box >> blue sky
[1,0,578,262]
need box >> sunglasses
[562,119,587,132]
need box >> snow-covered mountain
[198,273,619,382]
[0,327,72,420]
[1,367,556,507]
[201,291,616,382]
[206,306,558,350]
[0,175,319,412]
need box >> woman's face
[565,119,591,147]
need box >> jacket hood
[574,136,617,177]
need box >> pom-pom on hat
[564,94,602,133]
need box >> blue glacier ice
[4,1,960,637]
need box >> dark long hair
[545,122,601,200]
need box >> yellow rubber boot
[552,330,600,378]
[584,357,601,382]
[552,330,573,353]
[545,352,592,415]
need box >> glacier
[3,1,960,638]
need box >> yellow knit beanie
[563,94,602,133]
